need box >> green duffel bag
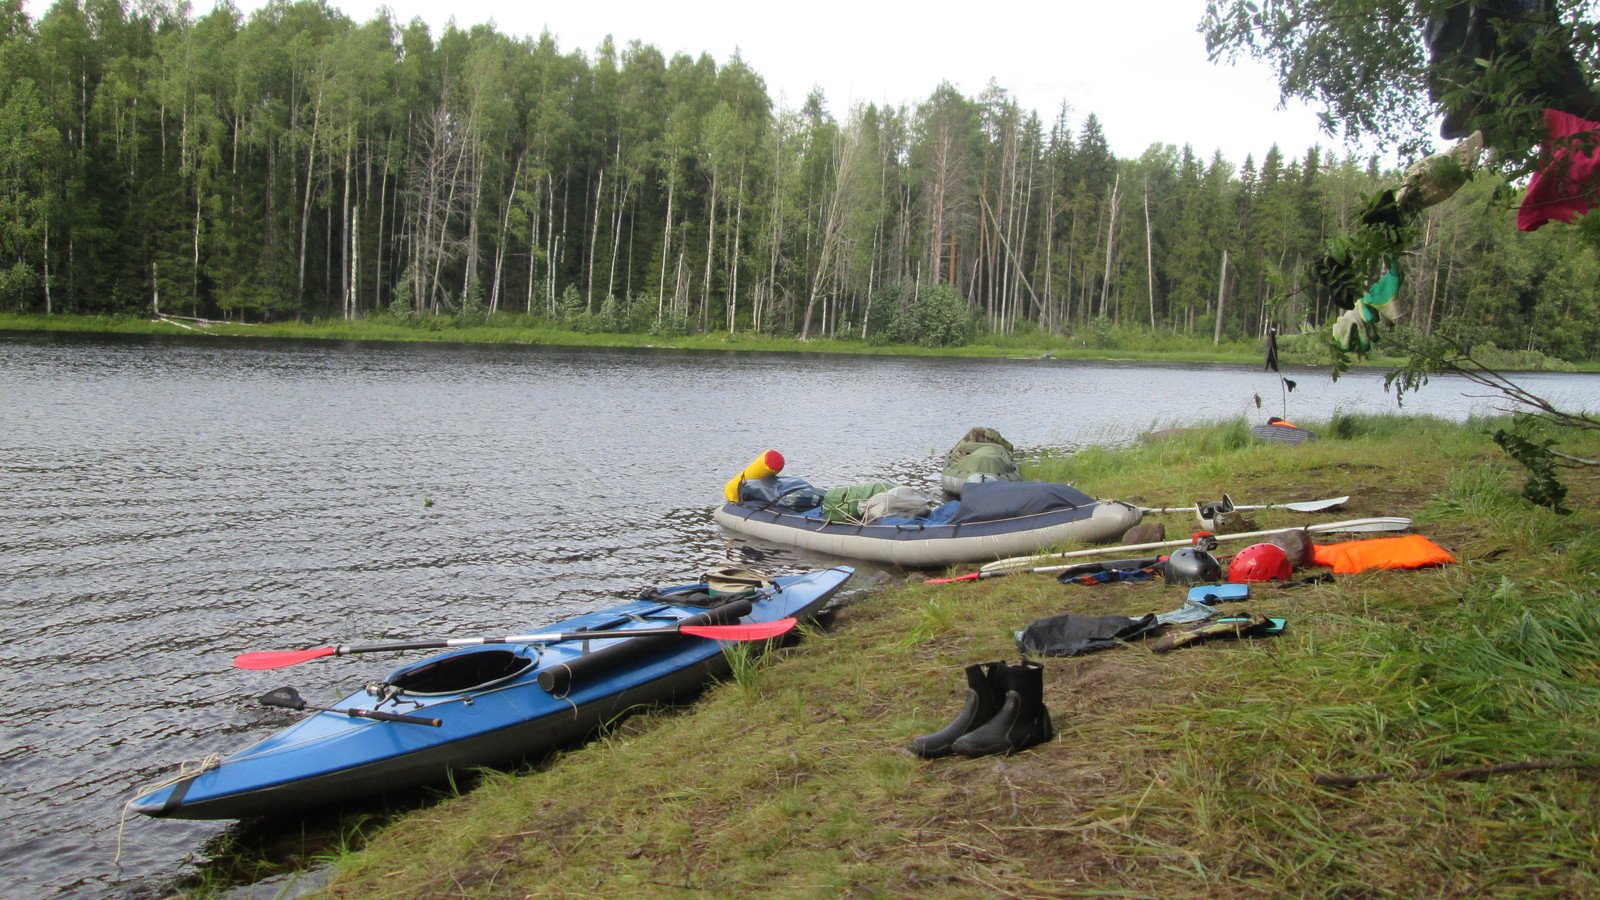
[821,482,898,523]
[941,443,1020,495]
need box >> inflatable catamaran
[714,450,1141,568]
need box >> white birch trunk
[1144,182,1155,328]
[657,177,675,320]
[296,93,321,303]
[701,173,718,329]
[586,167,603,312]
[43,228,51,315]
[348,204,359,318]
[1099,172,1120,320]
[1213,248,1229,344]
[606,177,627,304]
[727,169,744,332]
[491,160,522,314]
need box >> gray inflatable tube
[714,499,1142,568]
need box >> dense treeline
[2,0,1598,357]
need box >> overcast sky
[206,0,1389,165]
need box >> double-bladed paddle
[928,557,1160,584]
[977,517,1414,574]
[1138,495,1350,514]
[234,618,799,671]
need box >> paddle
[234,618,799,670]
[928,557,1159,584]
[940,556,1180,582]
[259,686,443,726]
[978,517,1414,573]
[1138,495,1349,514]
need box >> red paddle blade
[680,618,797,641]
[234,646,339,670]
[926,572,982,584]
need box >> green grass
[0,311,1413,368]
[279,414,1600,899]
[12,311,1600,372]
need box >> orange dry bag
[1309,535,1455,574]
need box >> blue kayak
[129,566,853,820]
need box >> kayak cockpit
[379,647,538,697]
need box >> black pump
[950,659,1054,758]
[909,661,1006,758]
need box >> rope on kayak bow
[115,754,221,863]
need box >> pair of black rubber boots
[909,659,1054,758]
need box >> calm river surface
[3,331,1595,898]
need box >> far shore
[0,311,1395,369]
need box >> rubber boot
[950,660,1054,758]
[909,661,1006,759]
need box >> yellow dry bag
[724,450,786,502]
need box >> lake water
[2,331,1594,898]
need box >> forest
[1,0,1598,358]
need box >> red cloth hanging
[1518,108,1600,231]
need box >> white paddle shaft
[980,517,1413,572]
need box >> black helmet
[1163,547,1222,585]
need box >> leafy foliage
[868,281,973,348]
[901,282,972,348]
[0,0,1595,358]
[1492,415,1572,513]
[1211,0,1600,505]
[1383,328,1597,511]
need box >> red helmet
[1227,543,1293,582]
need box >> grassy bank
[0,311,1372,368]
[11,311,1597,373]
[278,415,1600,899]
